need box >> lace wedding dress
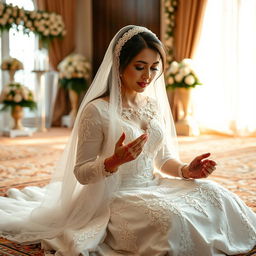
[71,98,256,256]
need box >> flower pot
[11,105,24,130]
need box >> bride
[0,25,256,256]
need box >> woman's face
[120,48,161,95]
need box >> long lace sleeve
[154,142,175,170]
[74,102,106,185]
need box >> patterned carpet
[0,128,255,255]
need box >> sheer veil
[0,25,179,251]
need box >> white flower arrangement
[58,53,91,95]
[164,0,178,64]
[0,82,36,111]
[0,2,66,48]
[1,57,23,71]
[166,59,202,89]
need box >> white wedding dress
[73,98,256,256]
[1,98,256,256]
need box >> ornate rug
[0,129,255,255]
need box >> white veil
[0,25,179,252]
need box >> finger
[209,160,217,166]
[132,137,148,151]
[127,134,148,148]
[116,132,126,147]
[201,168,210,178]
[195,153,211,163]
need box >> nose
[141,68,150,81]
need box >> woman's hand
[182,153,217,179]
[104,132,148,173]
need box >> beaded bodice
[118,98,164,187]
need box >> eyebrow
[135,60,160,65]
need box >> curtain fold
[170,0,208,121]
[194,0,256,136]
[36,0,76,126]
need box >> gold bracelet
[178,164,190,179]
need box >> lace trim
[121,98,158,123]
[79,107,100,141]
[73,224,103,247]
[115,220,138,252]
[114,27,155,66]
[110,200,138,252]
[135,196,194,256]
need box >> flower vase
[8,70,16,82]
[11,105,24,130]
[68,89,79,126]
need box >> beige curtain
[170,0,208,121]
[36,0,76,126]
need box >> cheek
[124,68,139,82]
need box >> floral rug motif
[0,237,44,256]
[0,129,255,255]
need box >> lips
[137,82,148,88]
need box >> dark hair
[97,30,166,99]
[119,31,166,73]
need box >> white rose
[38,25,45,32]
[43,29,50,36]
[25,20,32,28]
[43,12,49,18]
[8,18,14,24]
[3,13,10,20]
[185,75,195,85]
[167,76,174,84]
[15,17,21,25]
[175,73,184,83]
[12,10,18,17]
[181,58,192,67]
[168,6,174,12]
[34,20,40,27]
[14,94,22,103]
[30,11,37,19]
[169,61,179,74]
[36,13,42,19]
[49,14,56,22]
[6,8,12,14]
[19,9,25,18]
[67,66,74,73]
[180,67,191,76]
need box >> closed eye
[135,66,144,71]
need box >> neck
[121,89,142,107]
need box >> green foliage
[59,78,89,95]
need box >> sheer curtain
[194,0,256,136]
